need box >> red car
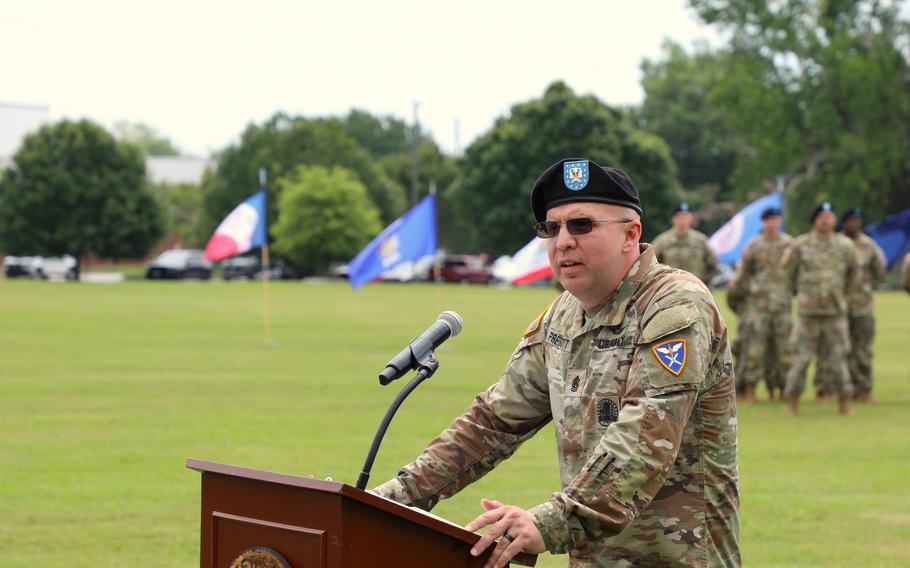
[430,255,493,284]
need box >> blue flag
[866,207,910,268]
[709,192,784,265]
[348,195,437,289]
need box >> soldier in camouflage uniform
[781,202,859,416]
[373,158,740,567]
[735,207,793,402]
[651,203,719,285]
[724,270,749,396]
[838,208,887,404]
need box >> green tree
[150,182,205,248]
[342,109,410,158]
[113,121,181,156]
[201,113,406,238]
[639,41,738,197]
[0,119,164,273]
[449,81,679,254]
[271,165,382,274]
[687,0,910,231]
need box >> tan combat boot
[837,395,854,416]
[784,397,799,416]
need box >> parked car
[3,255,78,280]
[145,249,213,280]
[221,256,260,280]
[30,256,78,280]
[3,256,36,278]
[430,255,494,284]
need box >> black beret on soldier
[812,201,834,222]
[841,207,862,222]
[761,206,783,219]
[531,158,642,222]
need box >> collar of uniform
[583,244,656,329]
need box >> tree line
[2,0,906,274]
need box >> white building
[0,102,212,184]
[0,102,50,170]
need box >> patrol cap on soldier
[531,158,642,222]
[761,206,782,220]
[672,202,691,214]
[811,201,835,222]
[841,207,862,222]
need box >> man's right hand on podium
[465,498,546,568]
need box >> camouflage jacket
[652,229,719,285]
[737,232,794,313]
[781,232,859,317]
[373,245,741,567]
[844,233,886,316]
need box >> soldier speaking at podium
[373,158,741,567]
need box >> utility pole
[410,102,421,206]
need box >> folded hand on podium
[466,498,546,568]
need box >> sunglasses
[533,218,633,239]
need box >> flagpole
[260,168,272,347]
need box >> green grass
[0,280,907,567]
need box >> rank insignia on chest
[653,339,687,376]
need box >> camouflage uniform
[374,245,741,567]
[781,232,859,398]
[652,229,719,285]
[902,254,910,294]
[843,233,886,397]
[724,273,749,394]
[736,232,794,395]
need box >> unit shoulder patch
[523,302,553,337]
[652,338,687,376]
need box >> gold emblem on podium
[230,546,292,568]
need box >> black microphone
[378,311,463,385]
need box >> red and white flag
[511,237,552,285]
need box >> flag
[511,237,552,285]
[348,195,437,289]
[204,190,268,262]
[866,207,910,268]
[709,192,783,265]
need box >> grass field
[1,279,908,567]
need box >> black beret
[812,201,835,222]
[761,206,782,219]
[530,158,642,222]
[673,202,691,214]
[841,207,862,222]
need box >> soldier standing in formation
[725,272,750,396]
[652,202,719,285]
[373,158,741,567]
[781,202,859,416]
[838,208,887,404]
[733,207,793,402]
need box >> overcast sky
[1,0,721,157]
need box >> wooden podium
[187,459,537,567]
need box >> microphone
[378,311,463,385]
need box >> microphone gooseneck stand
[355,355,439,490]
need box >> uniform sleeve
[652,234,666,263]
[528,297,710,553]
[870,241,887,287]
[704,237,720,283]
[372,327,553,510]
[844,241,861,297]
[781,241,799,295]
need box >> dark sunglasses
[533,218,632,239]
